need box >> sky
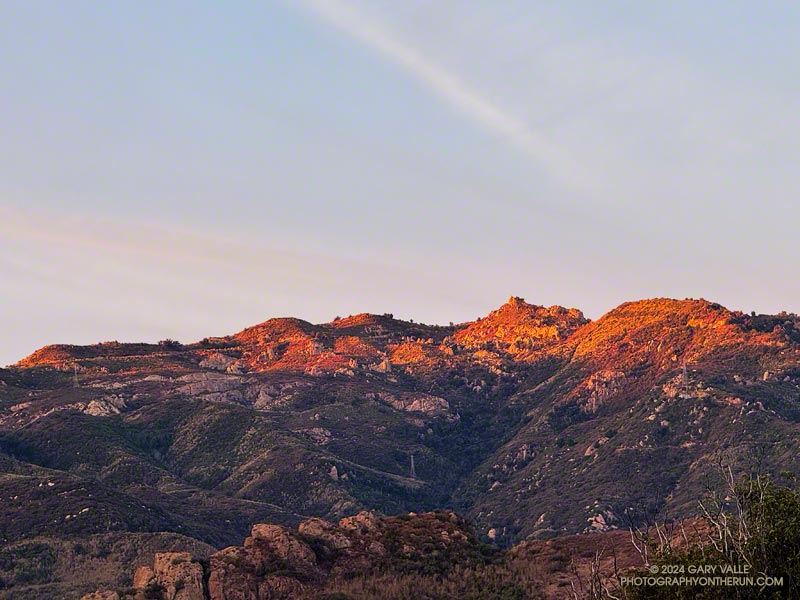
[1,1,799,366]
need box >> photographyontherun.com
[621,564,784,588]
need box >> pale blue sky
[2,1,799,365]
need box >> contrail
[297,0,584,188]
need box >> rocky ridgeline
[14,297,591,379]
[81,511,483,600]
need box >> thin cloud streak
[299,0,584,188]
[0,205,424,296]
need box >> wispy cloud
[296,0,800,221]
[0,205,431,303]
[298,0,583,187]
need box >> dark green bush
[625,475,800,599]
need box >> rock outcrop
[121,552,205,600]
[454,296,588,354]
[84,511,483,600]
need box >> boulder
[339,511,379,533]
[199,352,236,371]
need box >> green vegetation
[547,401,591,433]
[322,569,532,600]
[157,339,182,349]
[624,475,800,600]
[0,542,55,587]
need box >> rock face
[154,552,205,600]
[115,552,205,600]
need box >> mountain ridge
[17,295,796,370]
[1,296,799,597]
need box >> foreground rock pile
[81,510,483,600]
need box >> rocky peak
[454,296,588,353]
[234,317,320,346]
[15,344,81,368]
[569,297,757,364]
